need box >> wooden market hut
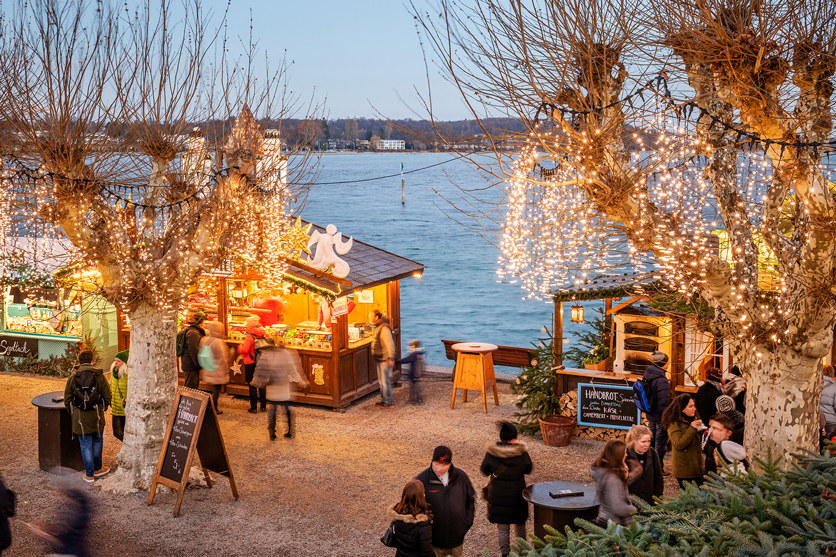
[117,224,424,410]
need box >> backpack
[175,328,188,357]
[198,342,218,371]
[251,335,272,364]
[633,376,657,413]
[73,367,102,410]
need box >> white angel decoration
[305,224,353,278]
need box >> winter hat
[715,395,735,413]
[115,350,129,365]
[432,445,453,464]
[188,311,206,325]
[706,367,722,382]
[651,351,668,366]
[499,421,518,441]
[729,365,741,377]
[244,315,261,329]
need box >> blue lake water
[301,152,593,370]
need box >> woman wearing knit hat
[480,421,533,557]
[109,350,129,441]
[237,315,267,413]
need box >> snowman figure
[305,224,353,278]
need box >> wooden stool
[450,342,499,413]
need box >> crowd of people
[4,330,836,557]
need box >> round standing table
[31,391,85,472]
[450,342,499,413]
[523,481,599,538]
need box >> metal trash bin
[31,391,85,472]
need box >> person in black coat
[480,422,533,557]
[643,352,673,462]
[415,446,476,557]
[180,312,206,389]
[387,479,434,557]
[696,367,723,422]
[0,475,11,555]
[625,425,664,506]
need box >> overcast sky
[216,0,468,121]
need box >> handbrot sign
[576,383,641,430]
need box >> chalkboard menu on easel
[147,388,238,516]
[576,383,641,430]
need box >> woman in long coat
[480,421,533,557]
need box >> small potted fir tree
[511,327,575,446]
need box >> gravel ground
[0,371,680,556]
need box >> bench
[441,339,535,369]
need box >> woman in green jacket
[109,350,129,441]
[662,394,705,489]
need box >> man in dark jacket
[64,350,112,482]
[180,311,206,389]
[643,351,672,464]
[415,446,476,557]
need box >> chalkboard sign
[160,394,202,482]
[148,388,238,516]
[576,383,641,430]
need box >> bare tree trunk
[102,303,178,493]
[739,345,822,466]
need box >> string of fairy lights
[498,71,836,355]
[0,112,298,320]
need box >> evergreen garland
[506,448,836,557]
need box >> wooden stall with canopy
[118,222,424,410]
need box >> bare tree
[0,0,321,490]
[413,0,836,463]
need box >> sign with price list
[147,388,238,516]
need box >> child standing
[396,339,425,405]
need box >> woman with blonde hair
[387,479,433,557]
[625,425,664,505]
[590,439,636,527]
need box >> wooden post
[604,298,613,357]
[554,301,564,369]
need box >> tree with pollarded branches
[411,0,836,464]
[0,0,322,491]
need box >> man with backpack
[640,351,672,470]
[64,350,111,483]
[178,311,206,390]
